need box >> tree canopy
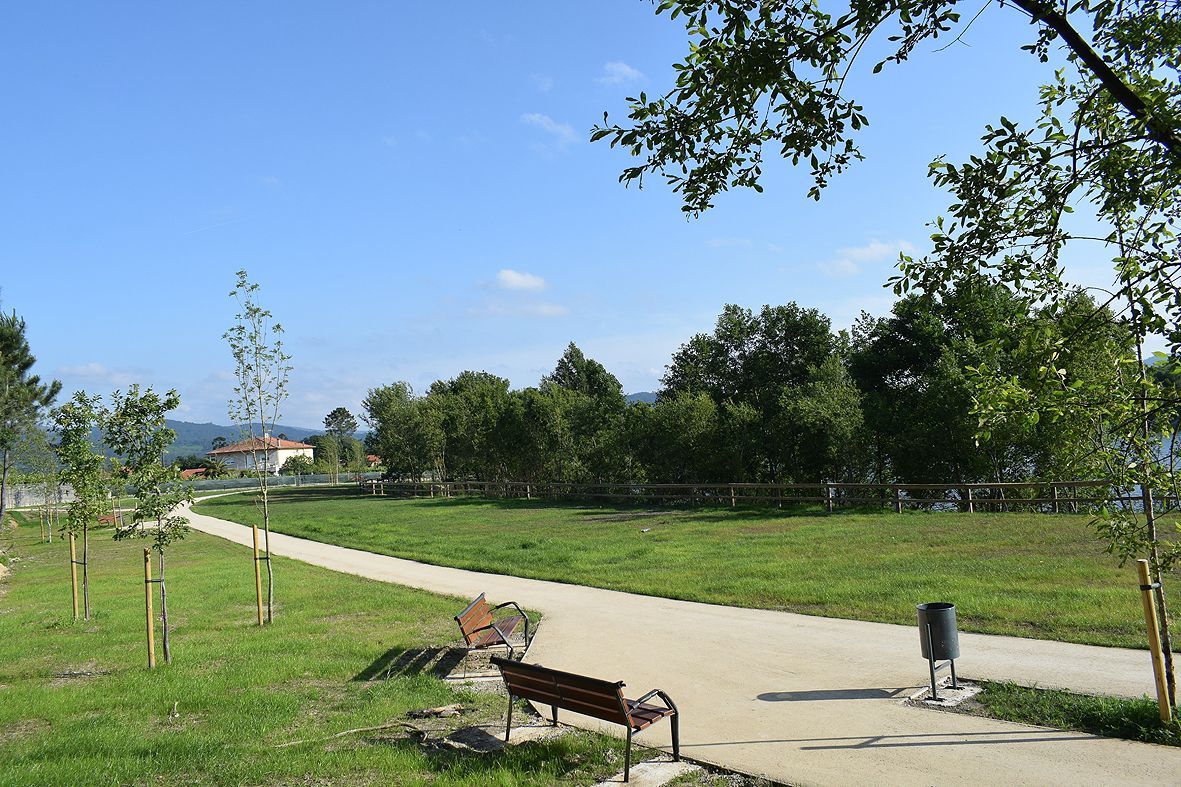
[0,309,61,524]
[596,0,1181,706]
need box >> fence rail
[359,478,1180,514]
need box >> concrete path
[183,502,1181,786]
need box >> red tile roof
[207,436,314,455]
[179,468,206,480]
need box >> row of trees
[1,269,293,670]
[365,281,1137,487]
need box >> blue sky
[0,2,1108,428]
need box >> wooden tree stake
[252,523,264,626]
[144,549,156,669]
[1137,559,1172,722]
[68,532,79,621]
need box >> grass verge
[194,487,1156,648]
[976,681,1181,747]
[0,511,647,786]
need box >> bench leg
[671,712,680,761]
[505,695,513,743]
[551,704,558,726]
[624,728,633,782]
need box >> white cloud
[496,269,546,291]
[596,61,645,85]
[819,239,916,278]
[521,113,577,146]
[56,362,142,387]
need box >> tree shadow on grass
[353,646,467,682]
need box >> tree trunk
[1130,284,1175,707]
[159,549,170,664]
[0,447,10,529]
[82,524,90,621]
[261,476,274,623]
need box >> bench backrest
[492,657,631,727]
[455,593,494,643]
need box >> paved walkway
[183,502,1181,786]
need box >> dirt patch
[0,718,50,744]
[50,660,112,686]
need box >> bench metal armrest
[633,688,678,714]
[491,601,532,642]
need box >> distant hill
[625,391,658,404]
[165,420,322,459]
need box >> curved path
[183,501,1181,785]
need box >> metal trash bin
[917,602,959,699]
[917,602,959,661]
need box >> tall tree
[225,269,291,625]
[542,344,629,483]
[0,309,61,527]
[426,371,512,480]
[105,386,192,665]
[52,392,106,621]
[323,407,358,442]
[662,303,836,481]
[598,0,1181,706]
[363,383,439,481]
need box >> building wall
[219,447,314,472]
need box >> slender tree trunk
[262,476,273,623]
[82,524,90,621]
[159,548,170,664]
[1130,287,1176,706]
[0,448,10,528]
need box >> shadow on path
[685,729,1098,751]
[758,687,912,702]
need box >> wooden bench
[454,593,531,659]
[491,656,680,782]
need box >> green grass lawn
[0,511,643,786]
[195,487,1158,649]
[975,681,1181,747]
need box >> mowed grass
[976,681,1181,747]
[196,487,1154,648]
[0,512,638,786]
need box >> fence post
[966,487,974,514]
[825,482,833,514]
[729,485,736,508]
[893,485,902,514]
[1051,484,1060,514]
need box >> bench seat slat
[625,700,675,730]
[471,614,523,647]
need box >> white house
[207,435,314,474]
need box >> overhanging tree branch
[1008,0,1181,153]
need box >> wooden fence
[358,479,1177,514]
